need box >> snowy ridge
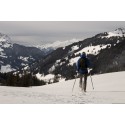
[37,29,124,82]
[101,28,125,38]
[0,33,46,73]
[1,28,125,74]
[53,44,111,67]
[36,38,82,50]
[75,44,111,55]
[0,34,15,72]
[0,33,13,55]
[66,29,125,66]
[0,34,12,48]
[66,44,105,66]
[1,71,125,104]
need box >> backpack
[79,58,87,70]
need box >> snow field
[0,71,125,104]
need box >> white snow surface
[36,73,55,82]
[75,44,111,55]
[69,56,79,66]
[0,65,16,73]
[19,56,29,62]
[102,28,125,38]
[0,48,4,52]
[71,45,79,51]
[0,71,125,104]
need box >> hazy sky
[0,21,125,46]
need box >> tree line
[0,72,46,87]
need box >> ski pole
[72,75,77,92]
[89,73,94,90]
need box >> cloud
[0,21,125,45]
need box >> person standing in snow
[76,52,91,92]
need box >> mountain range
[31,28,125,82]
[0,28,125,84]
[0,33,52,73]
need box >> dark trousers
[79,73,88,92]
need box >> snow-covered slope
[0,34,12,52]
[0,33,47,73]
[32,28,125,81]
[0,34,15,72]
[101,28,125,38]
[74,28,125,56]
[0,71,125,104]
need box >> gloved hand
[75,71,79,78]
[88,68,92,74]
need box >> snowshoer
[76,52,91,92]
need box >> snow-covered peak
[108,28,125,36]
[0,33,11,43]
[114,28,125,34]
[101,28,125,38]
[0,33,12,48]
[36,38,82,50]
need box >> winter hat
[80,52,86,58]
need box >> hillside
[0,33,51,73]
[0,71,125,104]
[1,28,125,87]
[30,28,125,82]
